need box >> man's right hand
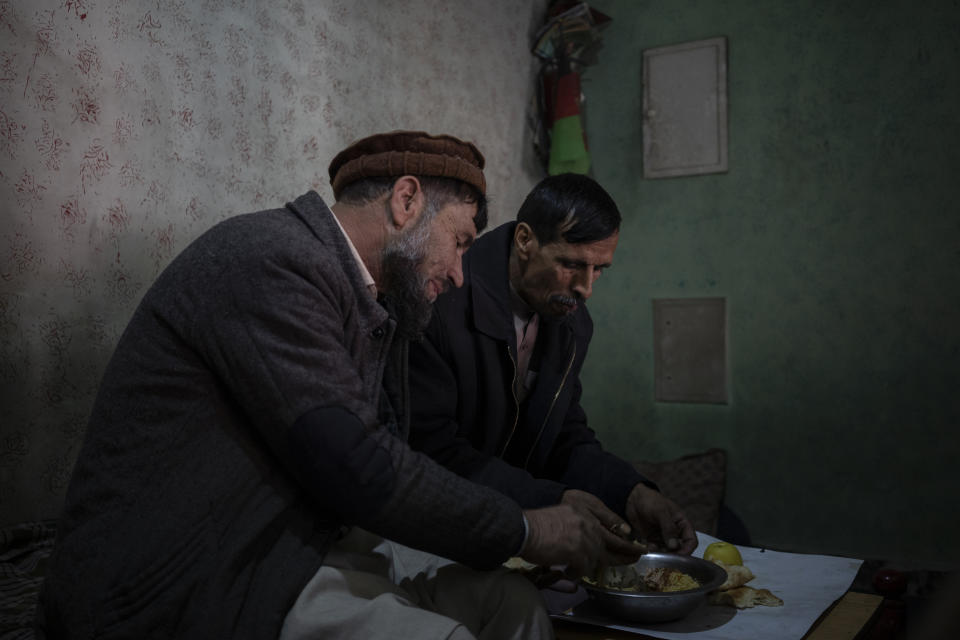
[519,498,644,578]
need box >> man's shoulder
[469,221,516,259]
[169,196,359,302]
[424,256,487,345]
[190,208,333,267]
[432,273,474,319]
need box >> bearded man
[37,132,643,640]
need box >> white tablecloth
[546,532,864,639]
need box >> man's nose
[447,259,465,289]
[572,268,594,300]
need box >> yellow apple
[704,541,743,566]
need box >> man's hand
[520,498,644,578]
[624,483,698,555]
[560,489,627,534]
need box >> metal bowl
[582,553,727,623]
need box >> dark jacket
[37,193,524,639]
[408,221,651,518]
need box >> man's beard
[380,213,434,340]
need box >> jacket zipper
[498,344,522,458]
[523,340,576,470]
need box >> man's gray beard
[380,215,434,341]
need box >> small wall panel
[653,297,727,403]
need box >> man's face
[513,227,618,318]
[380,199,477,338]
[418,200,478,301]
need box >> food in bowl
[584,563,702,593]
[580,553,728,623]
[644,566,702,592]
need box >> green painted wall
[579,0,960,568]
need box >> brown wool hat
[328,130,486,199]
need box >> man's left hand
[624,483,698,555]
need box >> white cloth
[280,529,555,640]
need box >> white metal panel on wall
[642,37,728,178]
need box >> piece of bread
[713,560,755,590]
[503,557,567,588]
[503,557,538,572]
[710,586,784,608]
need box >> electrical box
[642,37,728,178]
[653,297,727,404]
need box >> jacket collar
[286,191,389,333]
[468,222,518,342]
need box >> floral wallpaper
[0,0,546,527]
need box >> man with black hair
[409,173,698,556]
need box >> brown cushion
[634,448,727,536]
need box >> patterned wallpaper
[0,0,547,526]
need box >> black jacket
[408,222,652,517]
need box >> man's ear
[513,222,537,260]
[388,176,425,231]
